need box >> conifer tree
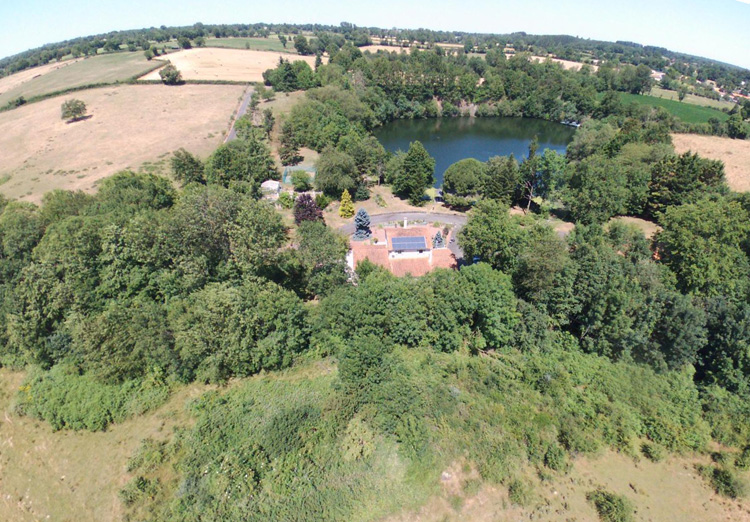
[339,190,355,218]
[353,208,372,240]
[433,231,444,248]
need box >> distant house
[349,222,457,277]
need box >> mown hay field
[140,48,321,83]
[0,84,245,202]
[673,133,750,192]
[0,52,164,107]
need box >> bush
[508,478,534,506]
[641,441,666,462]
[291,170,312,191]
[698,465,746,499]
[315,193,332,210]
[159,64,182,85]
[278,191,295,209]
[60,98,87,121]
[586,489,633,522]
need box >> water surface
[374,117,576,187]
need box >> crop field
[0,52,164,107]
[140,48,321,83]
[650,86,736,110]
[618,92,730,124]
[204,36,295,53]
[0,83,245,202]
[673,133,750,192]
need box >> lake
[373,117,576,187]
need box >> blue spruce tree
[433,231,445,248]
[353,208,372,240]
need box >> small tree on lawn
[61,99,87,122]
[294,194,323,224]
[433,231,444,248]
[160,64,183,85]
[353,208,372,240]
[339,190,355,218]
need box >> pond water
[373,117,576,187]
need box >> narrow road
[338,211,467,259]
[225,86,255,142]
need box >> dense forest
[2,18,750,522]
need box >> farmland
[0,83,244,202]
[673,133,750,191]
[204,36,295,53]
[650,86,736,110]
[0,52,164,107]
[140,48,321,83]
[619,92,730,124]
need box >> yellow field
[531,56,599,72]
[140,48,321,83]
[672,133,750,192]
[0,58,84,96]
[0,84,245,202]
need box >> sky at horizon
[1,0,749,69]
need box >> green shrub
[15,365,170,431]
[508,478,534,506]
[375,193,387,207]
[735,446,750,470]
[291,170,312,191]
[698,465,746,499]
[586,489,633,522]
[278,191,295,209]
[641,441,666,462]
[315,193,332,209]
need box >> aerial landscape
[1,1,750,520]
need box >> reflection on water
[374,117,576,187]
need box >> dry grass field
[0,53,163,107]
[531,56,599,72]
[672,133,750,192]
[140,48,321,83]
[385,450,750,522]
[0,58,84,96]
[360,44,412,54]
[0,84,245,202]
[0,370,205,522]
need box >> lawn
[650,86,736,111]
[618,92,730,124]
[0,52,164,107]
[204,36,296,53]
[0,83,245,202]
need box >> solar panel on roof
[391,236,427,251]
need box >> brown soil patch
[140,48,322,82]
[0,58,84,96]
[0,84,245,202]
[672,133,750,192]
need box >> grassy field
[650,86,736,111]
[0,83,245,202]
[204,36,296,53]
[0,369,207,522]
[619,92,730,124]
[673,133,750,192]
[0,52,164,107]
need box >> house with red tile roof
[348,222,457,277]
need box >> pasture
[650,86,736,110]
[618,92,730,124]
[672,133,750,192]
[0,52,163,107]
[0,84,245,202]
[204,36,294,53]
[140,48,321,83]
